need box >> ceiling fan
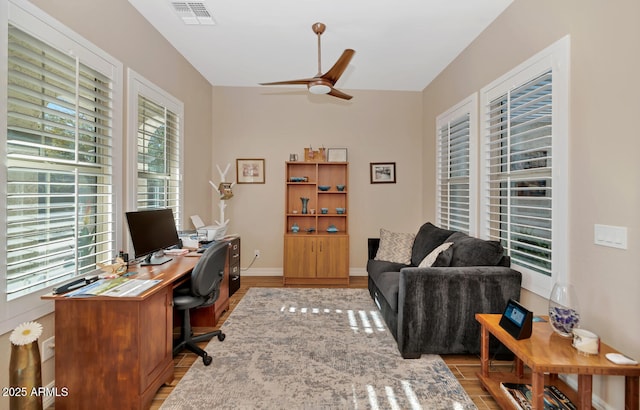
[260,22,355,100]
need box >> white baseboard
[43,380,55,409]
[241,267,282,276]
[349,267,367,276]
[241,267,368,277]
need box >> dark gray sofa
[367,222,522,359]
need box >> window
[1,0,122,332]
[480,36,569,297]
[436,94,477,234]
[127,70,183,227]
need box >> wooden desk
[42,248,229,410]
[476,313,640,409]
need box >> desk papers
[65,278,161,297]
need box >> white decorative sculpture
[208,163,235,237]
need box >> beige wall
[1,0,213,407]
[212,87,424,271]
[422,0,640,406]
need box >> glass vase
[548,282,580,337]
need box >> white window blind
[6,25,116,300]
[485,70,553,277]
[136,94,181,223]
[436,94,477,234]
[480,36,569,297]
[438,114,471,233]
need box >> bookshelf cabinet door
[316,236,349,279]
[284,236,317,278]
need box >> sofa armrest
[368,238,380,260]
[396,266,522,356]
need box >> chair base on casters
[173,307,226,366]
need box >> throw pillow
[446,232,506,267]
[410,222,456,266]
[418,242,453,267]
[374,228,416,265]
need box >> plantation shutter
[6,25,116,299]
[438,113,471,234]
[136,95,181,223]
[485,70,553,276]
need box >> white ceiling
[127,0,513,92]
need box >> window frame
[126,69,184,241]
[0,0,123,334]
[479,36,570,297]
[435,93,478,235]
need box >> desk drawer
[230,242,240,264]
[228,237,240,297]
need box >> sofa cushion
[418,242,453,267]
[445,231,505,267]
[411,222,456,266]
[368,269,401,312]
[374,228,415,265]
[366,259,408,276]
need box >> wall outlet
[42,336,55,362]
[254,249,260,258]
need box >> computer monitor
[125,208,180,266]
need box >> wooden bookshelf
[283,161,349,285]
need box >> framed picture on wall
[236,158,265,184]
[370,162,396,184]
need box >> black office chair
[173,241,227,365]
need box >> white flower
[10,321,43,346]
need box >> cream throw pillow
[418,242,453,267]
[374,228,416,265]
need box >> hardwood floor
[149,276,505,409]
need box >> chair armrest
[368,238,380,260]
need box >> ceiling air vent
[171,2,215,25]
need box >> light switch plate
[594,224,627,249]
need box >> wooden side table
[476,313,640,409]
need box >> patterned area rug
[161,288,477,409]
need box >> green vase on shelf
[300,197,309,214]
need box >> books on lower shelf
[65,278,161,297]
[500,382,576,410]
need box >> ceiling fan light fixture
[308,83,331,95]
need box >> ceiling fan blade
[259,78,315,86]
[321,49,355,84]
[327,88,353,100]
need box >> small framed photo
[370,162,396,184]
[236,158,265,184]
[327,148,348,162]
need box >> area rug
[161,288,476,409]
